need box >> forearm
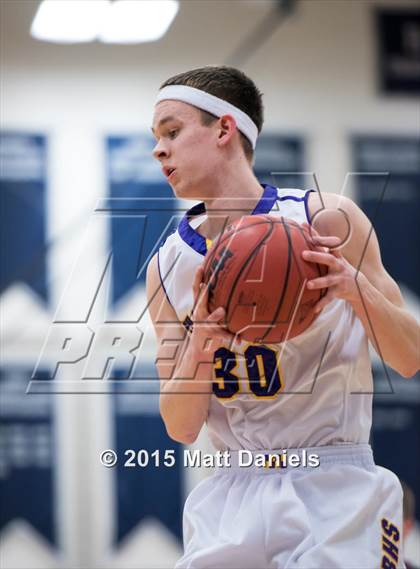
[160,341,214,444]
[352,274,419,377]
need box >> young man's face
[152,100,220,198]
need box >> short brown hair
[160,66,264,160]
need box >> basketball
[203,215,327,343]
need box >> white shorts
[175,445,405,569]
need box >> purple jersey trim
[177,184,278,256]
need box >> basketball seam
[224,220,276,328]
[204,217,302,274]
[203,218,280,288]
[204,217,326,338]
[259,217,293,342]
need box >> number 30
[213,345,283,400]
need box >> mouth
[163,166,176,180]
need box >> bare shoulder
[307,191,404,306]
[307,190,376,264]
[306,192,367,259]
[306,191,356,220]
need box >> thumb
[207,307,225,323]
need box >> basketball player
[146,67,419,568]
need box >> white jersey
[158,185,373,451]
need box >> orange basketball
[203,215,327,343]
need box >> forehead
[152,100,201,129]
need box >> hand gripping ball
[203,215,327,343]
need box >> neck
[196,161,264,239]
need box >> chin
[171,184,186,198]
[171,181,196,200]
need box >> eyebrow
[150,115,178,135]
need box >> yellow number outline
[212,344,283,401]
[213,348,242,401]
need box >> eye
[168,129,179,139]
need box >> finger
[327,247,343,259]
[193,322,235,347]
[301,225,330,253]
[192,265,204,301]
[217,330,237,344]
[307,274,341,290]
[193,264,203,286]
[218,328,240,346]
[311,235,342,248]
[302,222,314,232]
[302,250,342,270]
[302,223,343,248]
[194,283,210,319]
[207,306,225,323]
[313,290,335,314]
[302,222,322,241]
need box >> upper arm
[146,253,187,387]
[307,192,405,308]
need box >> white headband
[156,85,259,149]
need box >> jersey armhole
[304,189,315,225]
[157,248,177,313]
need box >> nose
[152,138,170,161]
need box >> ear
[217,115,237,147]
